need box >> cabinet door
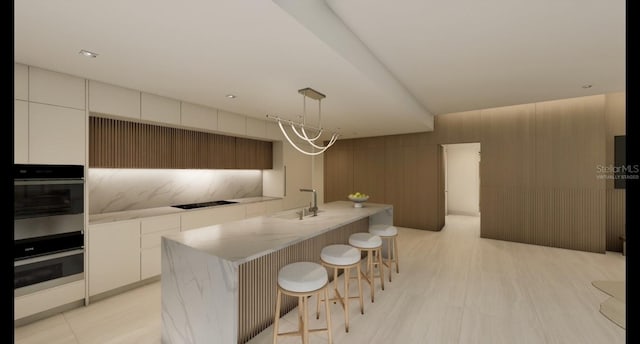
[14,63,28,101]
[181,102,217,131]
[89,80,141,119]
[282,141,312,210]
[181,205,246,231]
[218,110,246,135]
[88,221,140,296]
[141,92,180,125]
[14,100,29,163]
[29,67,85,110]
[140,214,180,279]
[29,103,85,165]
[246,117,266,139]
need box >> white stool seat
[349,233,382,249]
[321,245,360,266]
[278,262,328,293]
[369,224,398,237]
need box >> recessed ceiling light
[226,94,237,99]
[79,49,98,58]
[582,84,593,89]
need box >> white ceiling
[14,0,625,139]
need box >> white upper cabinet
[29,67,85,110]
[14,100,29,163]
[266,122,284,141]
[89,81,141,119]
[14,63,28,100]
[246,117,267,139]
[141,92,180,125]
[218,110,246,135]
[29,103,86,165]
[180,102,218,131]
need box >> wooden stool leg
[367,250,375,302]
[356,263,364,314]
[344,266,350,332]
[302,296,309,344]
[387,238,393,282]
[316,284,321,319]
[273,289,282,344]
[324,287,333,344]
[378,247,385,291]
[394,236,400,273]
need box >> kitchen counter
[161,200,393,344]
[88,196,281,224]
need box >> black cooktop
[171,200,238,209]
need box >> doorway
[442,143,481,217]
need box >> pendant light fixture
[267,87,339,156]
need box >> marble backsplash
[89,169,262,214]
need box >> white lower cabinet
[14,279,85,320]
[88,220,140,296]
[140,214,180,279]
[87,201,279,297]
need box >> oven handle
[14,249,84,267]
[14,179,84,186]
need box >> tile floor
[15,215,626,343]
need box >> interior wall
[324,93,624,253]
[445,143,480,216]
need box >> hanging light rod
[266,87,339,156]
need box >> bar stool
[273,262,332,344]
[369,224,400,282]
[348,232,384,303]
[317,244,364,332]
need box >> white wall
[445,143,480,216]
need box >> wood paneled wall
[604,92,626,251]
[89,116,272,169]
[324,94,625,253]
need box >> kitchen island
[161,201,393,344]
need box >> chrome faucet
[299,188,318,216]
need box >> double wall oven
[14,164,85,297]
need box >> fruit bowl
[348,194,369,208]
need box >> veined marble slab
[89,196,281,224]
[161,201,393,344]
[162,201,393,266]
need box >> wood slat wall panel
[324,95,613,253]
[323,140,354,202]
[89,116,271,169]
[237,218,368,344]
[606,189,625,252]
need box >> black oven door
[14,179,84,219]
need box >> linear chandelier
[266,87,339,156]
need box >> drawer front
[141,214,181,234]
[141,228,180,249]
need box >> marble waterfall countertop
[88,196,281,224]
[162,201,392,266]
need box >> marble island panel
[161,200,393,344]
